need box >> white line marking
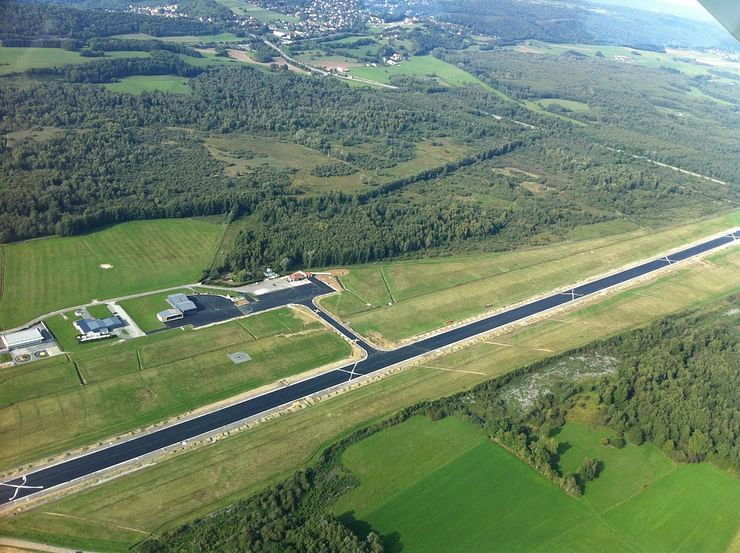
[1,476,43,501]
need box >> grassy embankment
[321,211,739,346]
[0,218,224,329]
[333,416,739,553]
[0,306,352,472]
[1,241,737,551]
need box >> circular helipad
[14,354,32,363]
[34,350,49,359]
[228,352,252,364]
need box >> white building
[2,327,44,350]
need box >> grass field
[332,416,740,553]
[348,55,490,88]
[1,247,737,551]
[0,47,149,75]
[0,218,224,329]
[104,75,191,94]
[85,304,113,319]
[0,307,350,471]
[111,33,242,44]
[215,0,298,22]
[321,211,739,345]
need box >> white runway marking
[1,476,43,501]
[347,361,359,380]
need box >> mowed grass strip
[1,250,737,550]
[0,218,224,329]
[325,211,739,343]
[0,310,351,471]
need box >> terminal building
[74,316,125,338]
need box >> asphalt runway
[1,231,737,505]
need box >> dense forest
[1,0,738,278]
[139,297,739,550]
[0,1,225,40]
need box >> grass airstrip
[321,210,739,346]
[333,416,739,553]
[1,245,737,551]
[0,218,224,329]
[0,307,352,470]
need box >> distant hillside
[422,0,739,50]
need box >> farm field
[0,308,351,470]
[0,47,150,75]
[1,250,737,551]
[321,211,739,345]
[348,55,491,88]
[0,218,224,329]
[104,75,191,94]
[333,416,740,553]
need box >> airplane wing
[698,0,740,41]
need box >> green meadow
[348,55,490,88]
[104,75,191,94]
[0,47,149,75]
[334,416,740,553]
[0,218,224,329]
[111,32,242,44]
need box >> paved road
[1,231,737,505]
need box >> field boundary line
[0,247,5,304]
[418,364,486,376]
[204,218,228,276]
[379,266,395,304]
[236,320,257,341]
[72,361,86,386]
